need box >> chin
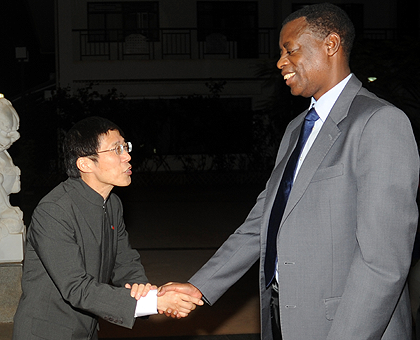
[290,89,301,97]
[114,179,131,188]
[289,86,302,97]
[291,88,311,98]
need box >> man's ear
[325,32,341,56]
[76,157,94,174]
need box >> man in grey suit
[12,116,202,340]
[159,3,419,339]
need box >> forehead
[98,130,123,147]
[279,17,310,45]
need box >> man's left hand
[125,282,157,300]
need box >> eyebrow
[282,41,294,50]
[107,140,123,149]
[279,41,289,53]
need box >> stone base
[0,264,22,323]
[0,233,24,263]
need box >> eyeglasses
[97,142,132,156]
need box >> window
[197,1,258,58]
[88,2,159,42]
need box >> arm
[327,106,419,339]
[187,187,266,305]
[110,195,148,286]
[157,119,298,313]
[158,186,268,312]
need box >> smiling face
[79,130,132,199]
[277,17,336,100]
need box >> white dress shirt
[294,73,352,179]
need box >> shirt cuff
[134,290,158,317]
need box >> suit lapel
[279,75,362,227]
[281,118,341,224]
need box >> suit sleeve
[326,106,419,339]
[110,196,148,287]
[189,187,266,304]
[188,118,298,305]
[29,203,138,329]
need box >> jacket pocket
[324,296,342,321]
[32,317,73,339]
[311,163,344,183]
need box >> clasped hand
[125,282,203,318]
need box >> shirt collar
[310,73,353,122]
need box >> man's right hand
[157,282,203,318]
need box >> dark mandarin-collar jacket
[13,177,147,340]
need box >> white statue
[0,94,24,260]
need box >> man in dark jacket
[13,116,202,340]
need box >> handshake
[126,282,203,318]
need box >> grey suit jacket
[189,75,419,340]
[13,178,148,340]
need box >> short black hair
[283,3,355,60]
[63,116,125,178]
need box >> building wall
[57,0,279,109]
[56,0,406,108]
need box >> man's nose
[277,56,287,69]
[122,150,131,162]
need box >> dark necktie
[264,108,320,287]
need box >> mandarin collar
[66,177,110,207]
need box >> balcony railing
[73,27,401,62]
[73,28,278,61]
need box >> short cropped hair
[283,3,355,61]
[63,116,125,178]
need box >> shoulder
[34,179,80,218]
[339,75,403,120]
[38,181,68,204]
[38,178,74,203]
[350,88,411,130]
[353,87,396,112]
